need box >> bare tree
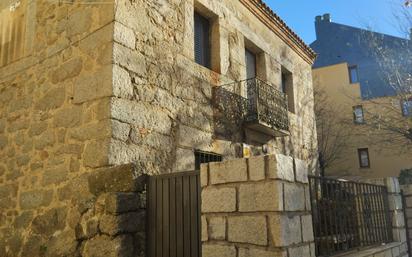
[313,86,352,175]
[357,4,412,149]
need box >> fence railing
[309,176,393,256]
[214,78,289,133]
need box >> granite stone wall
[0,0,318,255]
[200,154,315,257]
[0,0,116,255]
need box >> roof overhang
[239,0,317,65]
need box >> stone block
[114,22,136,49]
[31,208,67,237]
[20,190,53,210]
[269,214,302,247]
[393,228,407,242]
[42,165,69,186]
[238,247,287,257]
[248,155,265,181]
[200,163,209,187]
[267,154,294,182]
[88,164,147,195]
[113,65,133,100]
[202,244,236,257]
[209,159,247,185]
[35,86,65,111]
[389,195,403,211]
[113,43,146,76]
[301,215,314,242]
[82,234,134,257]
[13,211,33,229]
[53,105,83,128]
[178,125,213,150]
[202,216,208,242]
[99,211,145,236]
[104,192,140,214]
[175,148,195,172]
[208,216,226,240]
[392,245,400,257]
[73,65,112,104]
[50,57,83,84]
[239,181,283,212]
[227,215,267,246]
[283,183,305,211]
[385,177,401,193]
[111,98,172,134]
[111,119,131,142]
[404,196,412,208]
[304,185,311,211]
[392,210,405,228]
[201,187,236,213]
[294,158,308,183]
[83,139,110,168]
[288,244,311,257]
[44,229,78,257]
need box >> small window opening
[353,105,365,124]
[281,67,295,113]
[358,148,370,168]
[349,65,359,83]
[194,150,222,170]
[194,12,211,69]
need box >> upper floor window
[194,12,211,69]
[353,105,364,124]
[402,99,412,117]
[245,49,256,80]
[348,65,359,83]
[282,67,295,113]
[358,148,370,168]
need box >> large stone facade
[109,0,318,173]
[0,0,317,256]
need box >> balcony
[213,78,289,137]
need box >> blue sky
[266,0,408,44]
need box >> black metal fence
[309,176,393,256]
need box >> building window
[348,65,359,83]
[353,105,365,124]
[245,48,257,80]
[194,150,222,170]
[281,67,295,113]
[402,99,412,117]
[358,148,370,168]
[194,12,211,69]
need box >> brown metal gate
[147,171,201,257]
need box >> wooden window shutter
[194,12,210,68]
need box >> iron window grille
[194,150,222,170]
[309,176,393,257]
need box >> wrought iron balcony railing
[213,78,289,137]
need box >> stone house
[0,0,318,256]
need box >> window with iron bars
[194,150,222,170]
